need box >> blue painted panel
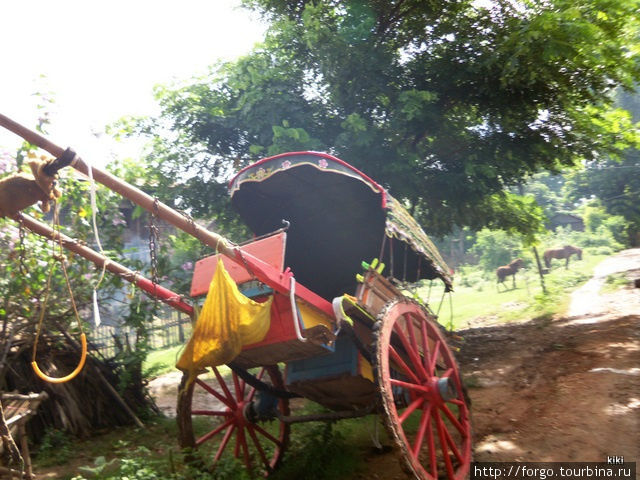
[286,336,358,383]
[239,284,273,299]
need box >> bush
[35,429,73,467]
[469,229,523,271]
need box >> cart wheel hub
[236,401,249,426]
[436,376,458,402]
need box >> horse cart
[0,114,472,480]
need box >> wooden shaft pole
[0,113,334,317]
[16,213,194,316]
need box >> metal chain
[148,198,160,310]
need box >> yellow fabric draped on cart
[176,259,272,384]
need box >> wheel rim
[177,365,290,476]
[376,301,471,480]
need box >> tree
[564,153,640,244]
[128,0,640,239]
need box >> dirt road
[458,248,639,464]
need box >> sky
[0,0,265,167]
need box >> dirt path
[457,248,640,464]
[148,249,640,476]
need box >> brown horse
[496,258,525,291]
[543,245,582,269]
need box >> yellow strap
[31,333,87,383]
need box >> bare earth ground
[458,248,640,465]
[149,249,640,477]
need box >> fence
[89,310,193,358]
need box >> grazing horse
[496,258,525,291]
[543,245,582,270]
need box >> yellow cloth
[176,259,272,383]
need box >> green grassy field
[420,253,606,330]
[143,345,185,377]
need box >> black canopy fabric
[229,152,452,300]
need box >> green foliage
[271,423,360,480]
[35,429,73,467]
[564,150,640,246]
[43,414,362,480]
[469,229,524,271]
[126,0,640,239]
[582,200,609,233]
[600,272,629,293]
[143,344,184,377]
[0,147,129,353]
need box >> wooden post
[532,247,546,294]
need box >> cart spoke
[191,409,232,417]
[390,378,429,394]
[234,426,241,458]
[399,396,426,424]
[238,427,251,468]
[412,404,432,457]
[429,340,441,374]
[247,367,266,402]
[393,322,429,380]
[195,378,235,409]
[247,425,270,470]
[213,423,236,463]
[440,404,466,436]
[427,409,438,479]
[420,321,431,374]
[196,417,234,447]
[233,372,243,401]
[212,368,236,406]
[443,418,464,464]
[253,423,283,447]
[435,409,455,479]
[389,345,421,384]
[404,313,420,360]
[239,377,247,400]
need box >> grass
[33,410,371,480]
[143,345,185,377]
[420,253,607,330]
[600,272,630,294]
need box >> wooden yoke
[0,113,334,318]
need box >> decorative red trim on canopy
[228,151,387,208]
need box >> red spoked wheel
[177,365,290,477]
[375,300,471,480]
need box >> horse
[496,258,525,291]
[543,245,582,270]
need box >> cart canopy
[229,152,452,300]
